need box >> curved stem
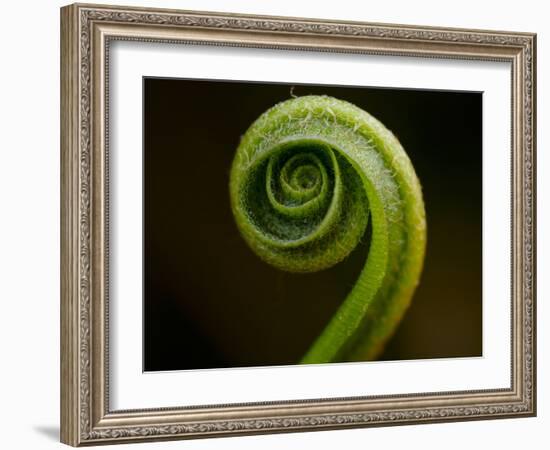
[230,95,426,363]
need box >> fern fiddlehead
[229,95,426,364]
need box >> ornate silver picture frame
[61,3,536,446]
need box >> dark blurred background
[143,78,482,371]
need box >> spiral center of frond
[236,139,369,273]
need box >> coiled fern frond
[230,95,426,363]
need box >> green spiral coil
[229,95,426,363]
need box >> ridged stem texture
[230,95,426,363]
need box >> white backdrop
[0,0,546,449]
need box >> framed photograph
[60,3,536,446]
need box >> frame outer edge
[528,33,536,416]
[61,3,80,447]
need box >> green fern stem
[229,95,426,363]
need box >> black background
[143,78,482,371]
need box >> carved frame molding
[61,3,536,446]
